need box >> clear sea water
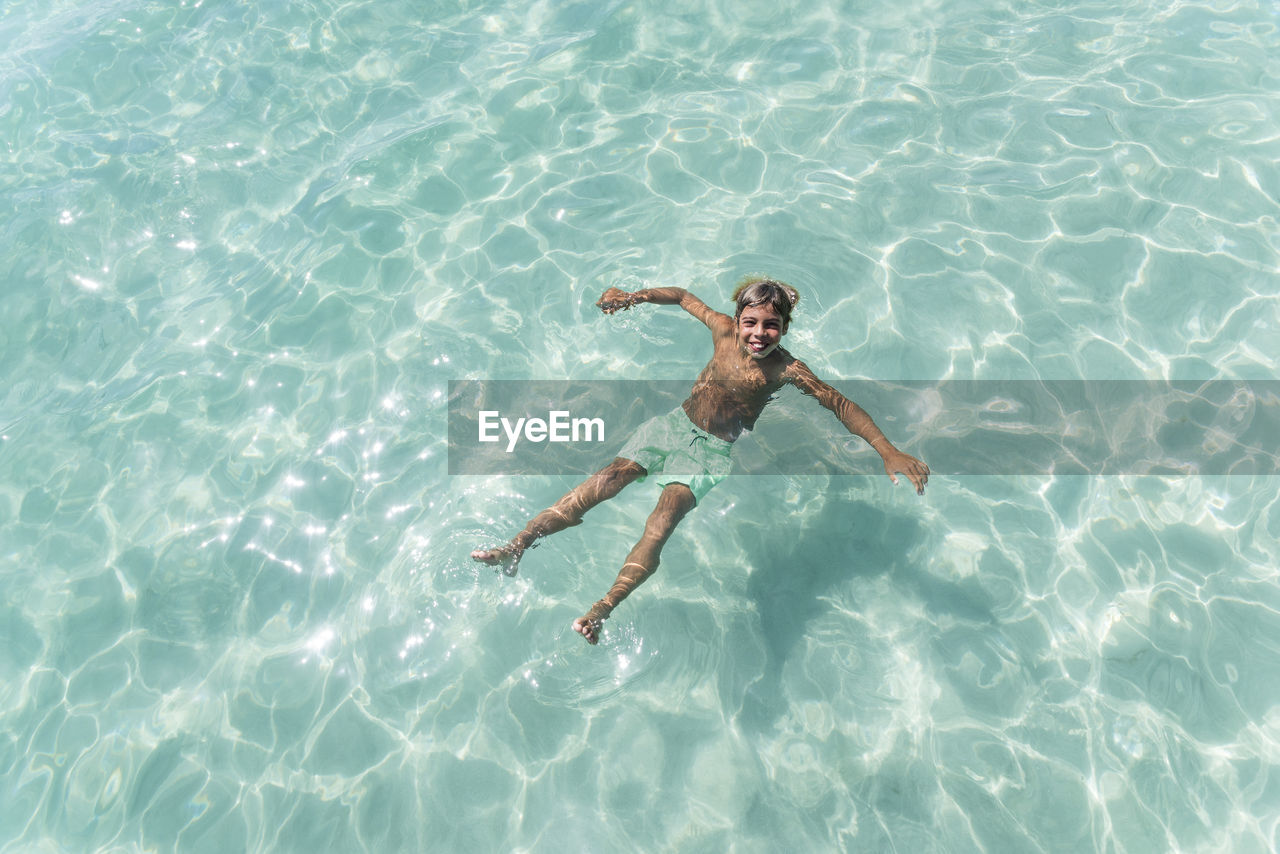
[2,0,1279,851]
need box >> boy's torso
[682,329,792,441]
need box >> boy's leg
[471,457,645,575]
[574,482,696,644]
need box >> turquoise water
[2,0,1280,850]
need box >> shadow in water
[736,496,996,733]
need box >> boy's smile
[737,304,787,359]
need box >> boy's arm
[784,359,929,494]
[597,286,732,332]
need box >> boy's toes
[572,616,601,645]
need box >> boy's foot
[572,615,603,645]
[470,545,522,576]
[573,601,611,644]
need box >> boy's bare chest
[700,339,787,393]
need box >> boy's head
[732,276,798,359]
[731,276,799,325]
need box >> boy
[472,278,929,644]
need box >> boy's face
[737,304,788,360]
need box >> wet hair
[731,276,799,324]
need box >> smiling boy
[471,277,929,644]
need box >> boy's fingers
[888,459,927,495]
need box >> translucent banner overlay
[448,380,1279,476]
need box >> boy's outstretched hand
[597,287,637,314]
[884,450,929,495]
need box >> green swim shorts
[617,406,733,504]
